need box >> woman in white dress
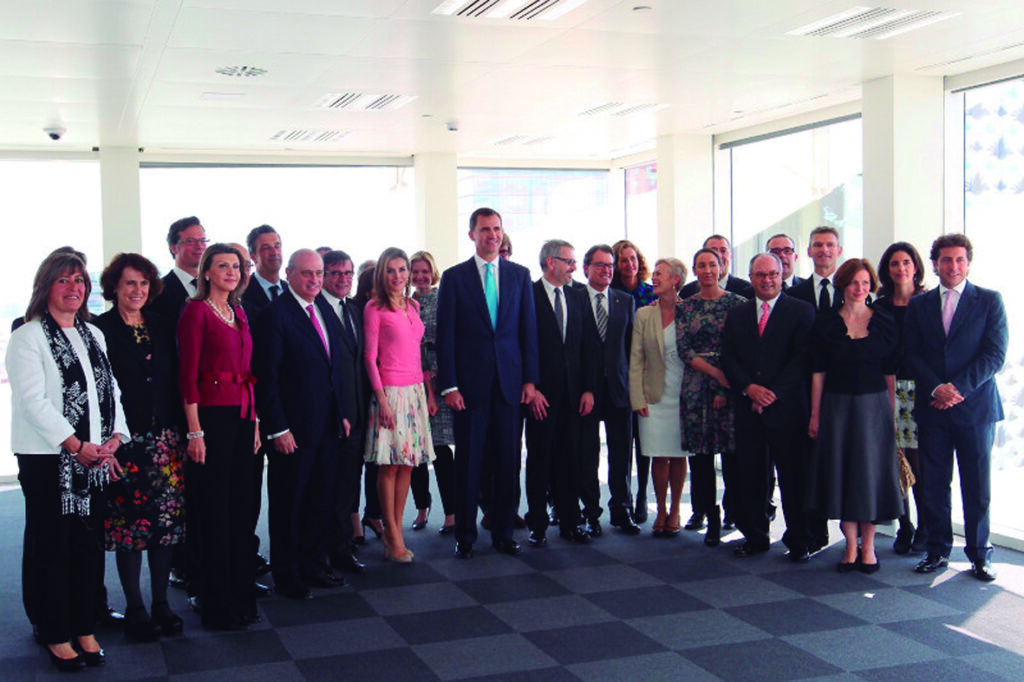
[629,258,690,536]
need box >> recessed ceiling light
[432,0,590,21]
[215,66,267,78]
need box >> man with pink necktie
[253,249,352,600]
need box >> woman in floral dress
[94,253,185,641]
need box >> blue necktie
[484,262,498,329]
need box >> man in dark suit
[436,207,540,559]
[904,234,1007,582]
[149,216,207,325]
[680,235,752,299]
[576,244,640,535]
[766,233,805,291]
[253,249,351,599]
[242,224,288,315]
[525,240,597,547]
[722,253,818,560]
[319,250,369,575]
[787,226,843,312]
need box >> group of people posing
[6,209,1007,673]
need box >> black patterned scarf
[39,312,116,516]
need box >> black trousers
[191,407,256,628]
[410,445,455,516]
[453,380,520,544]
[579,381,632,520]
[268,422,340,586]
[629,413,651,504]
[362,463,381,518]
[18,454,101,644]
[329,424,365,561]
[525,393,583,532]
[479,414,524,514]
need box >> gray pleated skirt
[806,390,903,523]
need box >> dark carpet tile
[682,638,842,681]
[275,617,406,659]
[567,651,721,681]
[518,545,619,571]
[782,624,946,670]
[725,597,868,636]
[759,565,888,596]
[170,662,304,681]
[631,555,747,583]
[462,667,579,682]
[296,648,439,681]
[345,562,449,590]
[161,629,291,675]
[259,589,377,628]
[523,621,665,665]
[455,573,572,605]
[583,585,713,619]
[857,656,1007,681]
[879,616,1003,656]
[386,605,513,645]
[413,633,558,679]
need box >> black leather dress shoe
[684,513,706,531]
[733,542,769,558]
[785,549,811,563]
[332,552,367,574]
[633,500,648,524]
[893,525,915,555]
[914,554,949,574]
[253,581,273,598]
[528,530,547,547]
[492,537,522,556]
[98,606,124,627]
[559,525,591,544]
[280,582,314,600]
[455,541,474,559]
[610,512,642,535]
[301,570,347,588]
[586,518,603,537]
[971,560,997,582]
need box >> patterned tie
[554,287,565,341]
[942,289,959,335]
[595,292,608,341]
[270,284,280,300]
[340,301,356,347]
[484,262,498,329]
[307,304,329,355]
[818,278,831,312]
[758,301,770,336]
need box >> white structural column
[414,152,459,269]
[655,133,714,262]
[98,146,142,260]
[862,75,944,262]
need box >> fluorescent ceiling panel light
[484,0,535,19]
[540,0,589,21]
[870,11,958,39]
[787,6,874,36]
[830,8,916,38]
[432,0,466,16]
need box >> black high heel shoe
[362,515,384,539]
[46,646,86,672]
[412,507,430,531]
[74,639,105,668]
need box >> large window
[716,117,864,274]
[140,165,415,273]
[0,159,104,478]
[457,168,619,280]
[956,76,1024,540]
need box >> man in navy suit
[766,233,805,291]
[788,226,843,312]
[680,235,752,299]
[436,207,540,558]
[253,249,351,599]
[149,216,208,325]
[577,244,640,535]
[722,253,817,560]
[242,224,288,316]
[904,234,1007,581]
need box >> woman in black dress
[94,253,186,641]
[807,258,902,573]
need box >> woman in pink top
[364,247,436,563]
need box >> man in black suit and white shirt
[319,250,369,576]
[722,253,818,560]
[242,224,288,316]
[577,245,640,536]
[787,226,843,312]
[680,235,752,299]
[148,216,207,324]
[253,249,351,600]
[766,233,805,291]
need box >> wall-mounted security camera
[446,120,459,132]
[44,126,67,141]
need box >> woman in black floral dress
[94,253,185,641]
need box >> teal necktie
[484,262,498,328]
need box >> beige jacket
[629,305,671,410]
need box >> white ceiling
[3,0,1024,159]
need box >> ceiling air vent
[215,66,267,77]
[579,101,667,117]
[312,93,416,111]
[269,129,349,143]
[787,6,958,40]
[432,0,589,21]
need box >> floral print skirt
[365,383,436,466]
[895,379,918,449]
[105,425,186,551]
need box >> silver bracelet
[187,430,205,440]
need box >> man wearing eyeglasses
[766,234,804,291]
[149,216,208,324]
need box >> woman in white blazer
[6,250,128,672]
[629,258,689,536]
